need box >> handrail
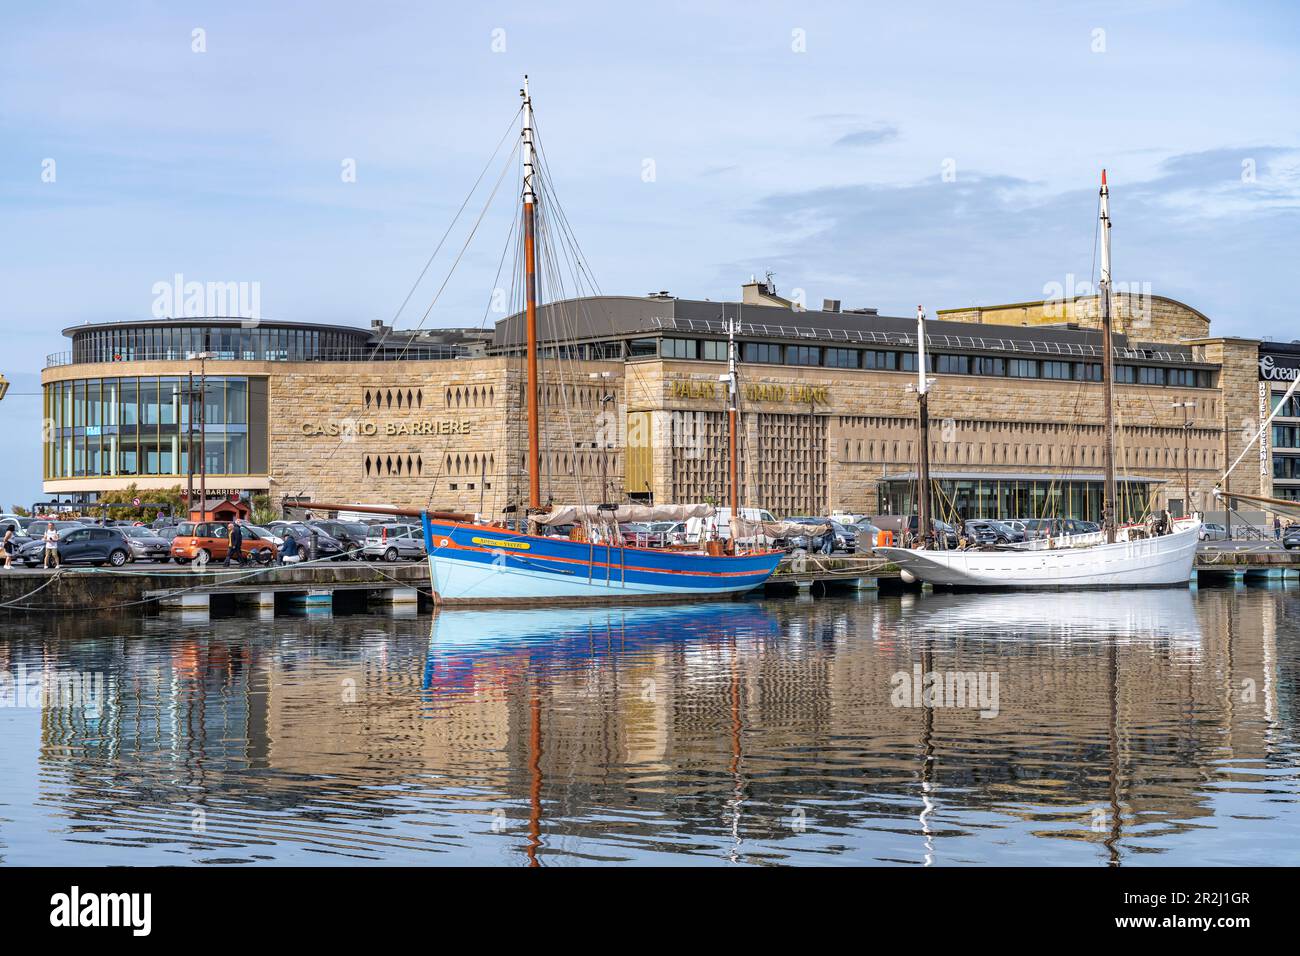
[45,346,470,367]
[646,316,1201,364]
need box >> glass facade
[877,477,1156,524]
[44,376,268,480]
[69,324,366,364]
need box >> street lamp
[1172,401,1196,517]
[187,351,216,518]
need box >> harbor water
[0,585,1297,866]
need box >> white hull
[876,521,1201,589]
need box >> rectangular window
[1009,359,1038,378]
[1075,363,1102,381]
[787,345,821,366]
[863,350,898,370]
[1115,365,1136,384]
[628,338,657,357]
[661,338,698,359]
[935,354,969,375]
[700,340,727,361]
[1138,366,1165,386]
[824,348,859,369]
[1041,361,1073,380]
[742,343,783,364]
[973,356,1005,376]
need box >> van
[686,507,782,548]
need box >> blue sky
[1,1,1298,506]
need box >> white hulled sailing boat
[876,171,1202,588]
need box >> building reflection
[22,586,1300,864]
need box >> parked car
[17,525,133,567]
[1199,523,1229,541]
[620,521,688,546]
[308,519,370,557]
[120,526,173,562]
[785,517,856,553]
[362,522,427,562]
[266,521,345,560]
[850,520,881,550]
[888,516,960,549]
[1283,526,1300,551]
[963,519,1026,545]
[170,522,278,564]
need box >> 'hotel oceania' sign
[670,380,830,405]
[301,419,472,437]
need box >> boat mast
[1099,170,1118,544]
[521,76,542,512]
[726,310,740,549]
[915,305,932,548]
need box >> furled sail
[536,503,715,525]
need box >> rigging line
[1222,372,1300,485]
[398,136,521,360]
[310,124,521,488]
[534,198,595,511]
[387,104,523,334]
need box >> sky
[1,1,1298,506]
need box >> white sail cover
[536,503,715,525]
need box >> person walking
[2,527,14,569]
[1274,515,1282,541]
[43,523,61,569]
[224,520,245,567]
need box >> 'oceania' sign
[1259,353,1300,381]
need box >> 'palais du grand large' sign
[300,418,472,437]
[671,380,830,405]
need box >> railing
[647,316,1201,364]
[45,346,471,368]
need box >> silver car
[362,523,427,562]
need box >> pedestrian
[1274,515,1282,541]
[43,523,60,569]
[2,527,14,569]
[279,532,299,565]
[224,520,245,567]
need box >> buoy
[900,569,917,584]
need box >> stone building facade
[40,291,1286,522]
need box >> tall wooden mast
[521,76,542,511]
[1099,170,1118,543]
[915,305,932,547]
[726,312,740,546]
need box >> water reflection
[0,586,1297,866]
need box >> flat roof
[492,295,1204,363]
[62,317,371,339]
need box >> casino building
[41,278,1300,522]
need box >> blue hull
[421,516,782,604]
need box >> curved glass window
[69,325,366,364]
[44,376,268,480]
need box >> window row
[72,325,365,364]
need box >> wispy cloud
[833,125,899,148]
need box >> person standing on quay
[43,524,60,569]
[2,527,14,569]
[224,520,244,567]
[1274,515,1282,541]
